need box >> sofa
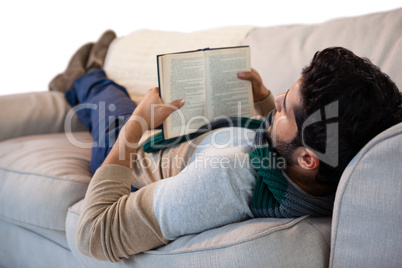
[1,8,401,268]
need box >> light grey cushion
[330,122,402,267]
[0,91,86,142]
[67,199,331,267]
[0,220,82,268]
[242,8,402,97]
[0,132,92,240]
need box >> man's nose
[274,93,285,113]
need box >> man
[50,31,402,262]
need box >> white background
[0,0,400,96]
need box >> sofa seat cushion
[0,132,92,234]
[67,199,331,267]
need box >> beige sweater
[76,93,275,262]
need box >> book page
[160,51,208,138]
[205,47,253,120]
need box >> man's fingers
[160,99,185,116]
[238,69,260,82]
[166,99,185,115]
[171,99,185,109]
[238,71,253,80]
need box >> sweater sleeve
[76,164,169,263]
[253,91,275,118]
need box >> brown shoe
[49,42,94,92]
[86,30,117,70]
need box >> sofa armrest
[0,91,86,142]
[330,122,402,267]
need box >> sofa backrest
[105,8,401,103]
[104,26,254,104]
[242,8,402,97]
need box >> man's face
[267,78,302,165]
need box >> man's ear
[297,148,320,171]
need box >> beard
[266,110,300,166]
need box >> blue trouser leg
[65,69,137,174]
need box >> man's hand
[131,87,184,132]
[238,68,271,102]
[102,87,184,169]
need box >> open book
[157,46,253,139]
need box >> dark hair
[297,47,402,189]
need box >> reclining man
[50,31,402,262]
